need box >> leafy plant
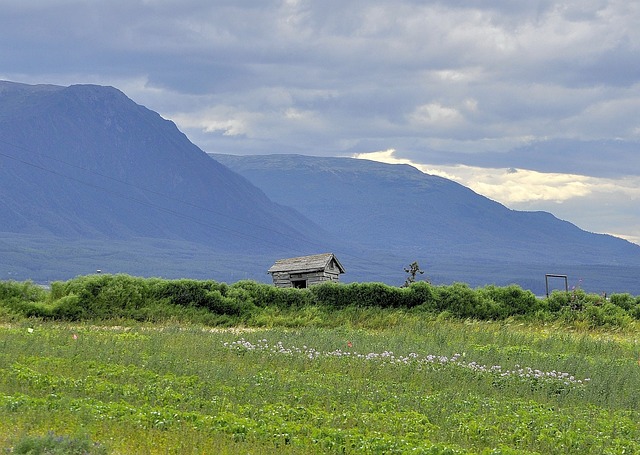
[10,431,107,455]
[2,321,640,453]
[0,280,46,303]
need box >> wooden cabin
[268,253,345,288]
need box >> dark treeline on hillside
[1,274,639,328]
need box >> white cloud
[408,103,464,129]
[354,149,640,245]
[354,149,595,203]
[172,106,261,137]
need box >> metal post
[545,274,568,298]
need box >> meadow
[1,276,640,453]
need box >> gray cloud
[1,0,639,241]
[3,1,638,154]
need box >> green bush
[0,280,46,303]
[217,286,256,316]
[310,281,352,309]
[10,431,107,455]
[546,290,571,312]
[404,281,437,310]
[231,280,313,308]
[477,284,539,318]
[609,293,635,311]
[629,304,640,320]
[51,294,85,320]
[2,275,639,328]
[147,278,257,316]
[148,278,226,308]
[584,302,633,329]
[350,282,404,308]
[2,297,52,319]
[52,274,150,319]
[310,281,429,309]
[435,283,483,319]
[0,280,49,319]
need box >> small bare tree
[402,261,425,287]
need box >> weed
[8,431,107,455]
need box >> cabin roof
[268,253,345,274]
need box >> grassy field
[1,316,639,454]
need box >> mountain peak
[0,81,329,263]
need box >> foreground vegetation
[1,275,640,453]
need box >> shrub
[148,278,225,308]
[609,293,635,311]
[546,290,571,312]
[478,284,539,318]
[271,286,315,308]
[51,294,84,320]
[629,304,640,320]
[4,275,638,327]
[0,280,46,303]
[310,282,352,309]
[311,282,391,309]
[435,283,481,319]
[350,282,405,308]
[222,286,256,316]
[2,298,52,319]
[52,274,150,319]
[312,282,423,309]
[584,302,632,329]
[230,280,312,308]
[11,431,107,455]
[404,281,437,310]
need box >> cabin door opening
[292,279,307,289]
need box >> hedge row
[1,274,639,327]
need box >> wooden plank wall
[271,270,340,287]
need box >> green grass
[1,318,640,454]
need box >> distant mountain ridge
[0,81,335,280]
[1,80,638,294]
[211,153,639,261]
[212,153,640,293]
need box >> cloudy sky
[2,0,639,244]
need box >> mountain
[212,153,640,294]
[1,80,638,294]
[0,81,335,281]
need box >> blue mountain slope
[0,82,332,268]
[1,80,637,292]
[213,153,640,292]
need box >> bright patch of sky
[354,149,640,245]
